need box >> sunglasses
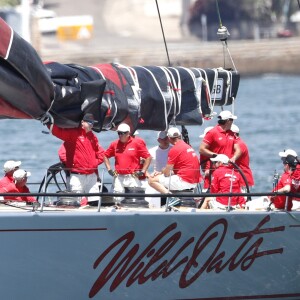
[118,131,128,136]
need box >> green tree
[0,0,20,7]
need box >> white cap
[117,123,130,133]
[218,110,237,120]
[167,127,181,138]
[230,124,239,133]
[210,154,229,164]
[13,169,31,181]
[199,126,213,138]
[4,160,21,173]
[279,149,297,158]
[157,131,167,139]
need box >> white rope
[225,43,238,72]
[162,67,179,119]
[116,64,142,108]
[167,67,182,125]
[190,68,206,116]
[158,66,175,117]
[137,66,169,130]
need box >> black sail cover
[0,18,240,132]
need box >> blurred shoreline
[35,0,300,76]
[39,36,300,76]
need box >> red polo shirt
[0,174,14,188]
[105,136,150,174]
[290,165,300,201]
[0,183,36,203]
[235,138,254,187]
[203,125,237,157]
[210,165,245,206]
[272,172,291,210]
[200,154,211,189]
[167,140,201,184]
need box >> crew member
[103,123,152,202]
[199,110,241,163]
[0,169,36,204]
[149,127,201,194]
[47,113,105,203]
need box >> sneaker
[167,197,181,207]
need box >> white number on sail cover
[211,79,223,100]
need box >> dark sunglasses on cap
[118,131,128,135]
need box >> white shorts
[158,174,196,191]
[209,198,244,210]
[69,173,100,202]
[246,196,271,210]
[112,174,142,202]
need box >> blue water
[0,74,299,193]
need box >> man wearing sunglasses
[199,110,241,189]
[269,149,300,211]
[103,123,151,203]
[199,110,241,163]
[48,113,105,204]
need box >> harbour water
[0,74,299,193]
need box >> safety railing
[2,164,300,213]
[0,191,299,213]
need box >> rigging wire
[155,0,171,67]
[215,0,237,71]
[155,0,190,144]
[215,0,223,27]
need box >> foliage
[0,0,20,7]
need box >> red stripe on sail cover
[0,18,13,60]
[93,63,125,89]
[0,97,31,119]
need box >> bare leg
[200,198,211,209]
[148,175,170,194]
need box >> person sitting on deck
[201,154,245,210]
[148,127,201,196]
[0,169,36,204]
[269,149,300,211]
[0,160,22,188]
[146,131,173,207]
[148,131,173,173]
